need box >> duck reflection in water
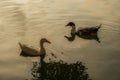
[65,22,101,43]
[64,33,76,41]
[31,60,91,80]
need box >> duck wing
[77,24,102,32]
[19,43,40,57]
[87,24,102,31]
[78,27,99,33]
[77,28,91,34]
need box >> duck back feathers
[19,42,40,57]
[76,24,102,35]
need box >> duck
[66,22,102,36]
[19,38,51,62]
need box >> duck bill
[99,24,102,27]
[47,40,51,44]
[66,24,69,27]
[65,24,69,27]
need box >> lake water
[0,0,120,80]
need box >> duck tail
[97,24,102,29]
[19,42,23,49]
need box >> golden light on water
[0,0,120,80]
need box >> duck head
[66,22,75,27]
[40,38,51,44]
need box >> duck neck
[71,26,76,34]
[40,41,45,49]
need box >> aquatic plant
[31,61,91,80]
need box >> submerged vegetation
[31,61,91,80]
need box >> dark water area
[30,61,91,80]
[0,0,120,80]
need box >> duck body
[19,43,40,57]
[19,38,51,62]
[66,22,102,36]
[65,22,101,42]
[76,25,101,36]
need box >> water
[0,0,120,80]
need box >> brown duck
[19,38,51,62]
[66,22,102,36]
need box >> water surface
[0,0,120,80]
